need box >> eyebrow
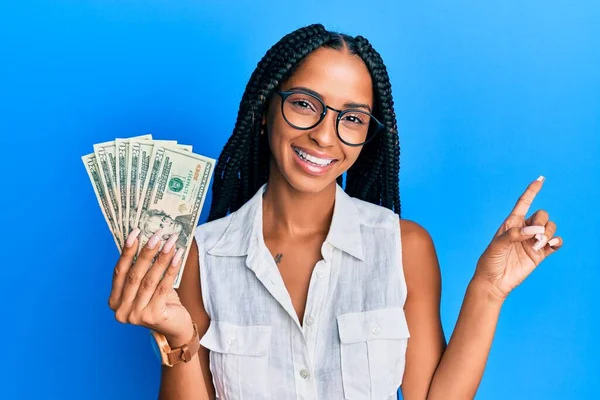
[286,86,373,113]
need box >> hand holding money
[82,134,214,288]
[108,227,194,344]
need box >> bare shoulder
[175,238,215,398]
[399,219,441,294]
[399,219,432,241]
[399,219,436,259]
[177,238,209,325]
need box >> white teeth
[294,147,333,166]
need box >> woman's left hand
[474,176,563,300]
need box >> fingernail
[533,235,549,251]
[522,226,545,235]
[537,175,545,182]
[147,229,163,249]
[162,233,179,253]
[535,233,542,241]
[125,228,141,248]
[171,248,184,266]
[548,237,560,247]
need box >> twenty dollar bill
[134,145,214,288]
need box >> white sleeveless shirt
[195,184,410,400]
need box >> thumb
[496,225,546,247]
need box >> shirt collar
[207,183,364,261]
[206,184,264,257]
[326,184,365,260]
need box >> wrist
[469,275,507,305]
[164,323,196,349]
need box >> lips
[291,145,338,176]
[292,146,336,166]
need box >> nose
[308,109,338,148]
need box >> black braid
[208,24,401,221]
[347,35,400,214]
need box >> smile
[292,146,335,166]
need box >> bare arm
[399,219,502,400]
[159,238,216,400]
[401,178,562,399]
[426,277,502,399]
[399,219,446,399]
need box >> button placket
[292,327,315,398]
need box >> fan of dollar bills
[82,134,215,288]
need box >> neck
[262,164,336,239]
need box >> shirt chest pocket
[200,321,272,400]
[337,307,410,400]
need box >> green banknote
[134,145,214,288]
[84,135,214,288]
[93,140,122,242]
[127,139,177,234]
[116,134,152,241]
[81,153,123,250]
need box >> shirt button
[316,271,325,279]
[300,369,310,379]
[228,337,236,346]
[371,325,381,335]
[306,316,315,326]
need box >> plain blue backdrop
[1,1,598,399]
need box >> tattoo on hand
[274,253,283,264]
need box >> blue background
[2,1,598,399]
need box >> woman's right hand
[108,228,194,345]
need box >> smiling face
[264,46,374,193]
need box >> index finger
[108,228,141,310]
[509,176,545,217]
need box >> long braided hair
[207,24,401,222]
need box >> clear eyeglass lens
[338,110,374,145]
[283,93,323,128]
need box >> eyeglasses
[275,89,384,147]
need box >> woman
[108,24,562,399]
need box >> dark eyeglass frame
[275,89,385,147]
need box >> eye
[342,113,366,125]
[291,99,316,111]
[286,93,321,114]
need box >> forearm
[426,277,504,400]
[158,331,210,400]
